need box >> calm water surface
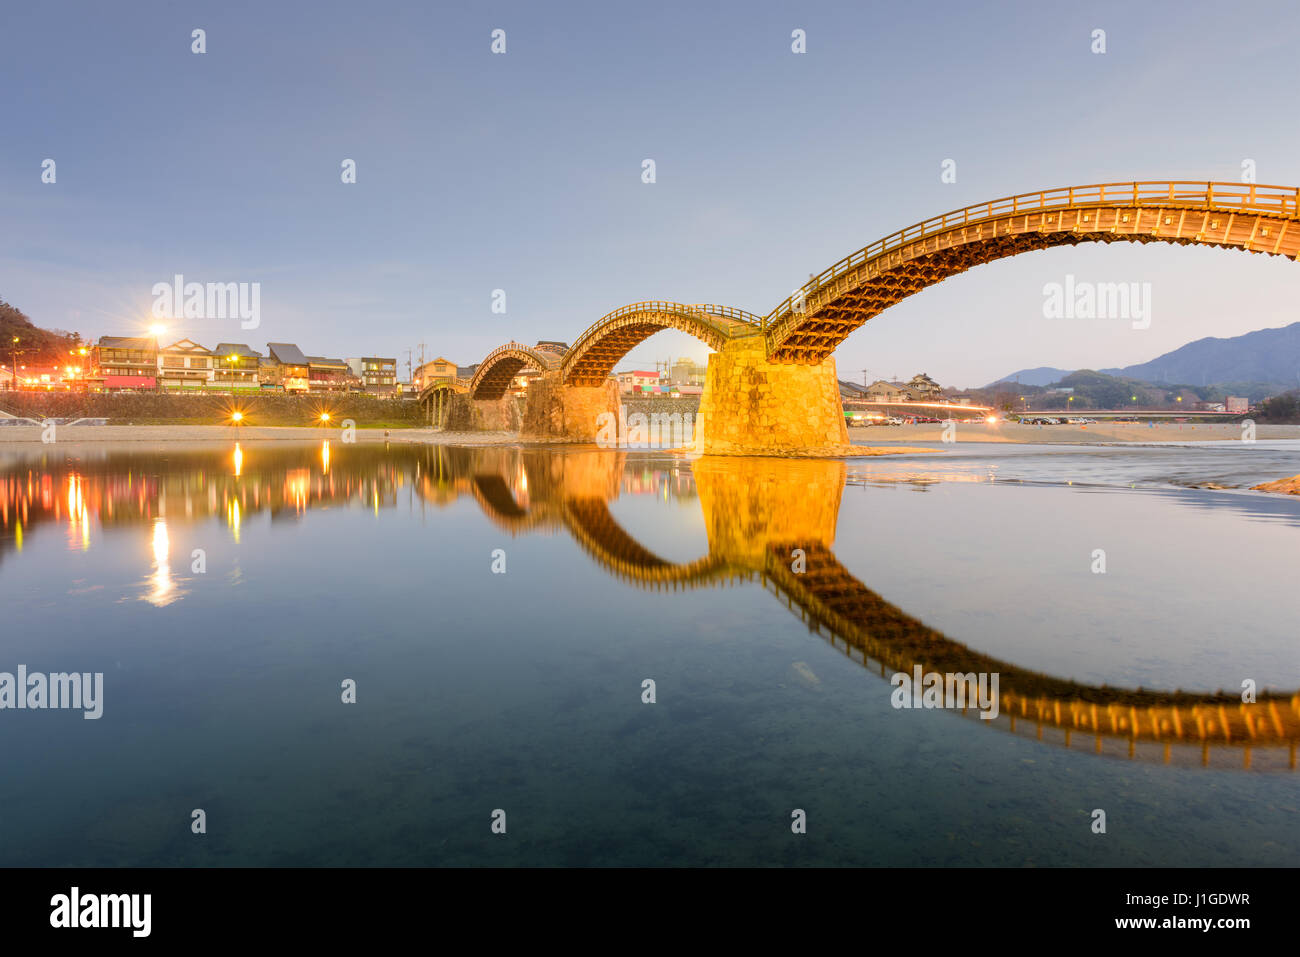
[1,439,1298,866]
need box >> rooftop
[214,343,263,359]
[267,343,309,365]
[97,336,156,349]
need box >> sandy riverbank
[858,421,1300,445]
[0,425,511,444]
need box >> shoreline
[0,421,1298,450]
[1,422,1297,446]
[859,421,1300,445]
[1,423,1298,495]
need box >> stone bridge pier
[694,338,850,455]
[442,392,521,432]
[521,371,621,442]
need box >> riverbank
[2,421,1298,446]
[858,421,1300,444]
[0,425,499,444]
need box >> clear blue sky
[3,0,1299,387]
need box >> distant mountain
[988,322,1300,391]
[986,366,1075,387]
[1100,322,1300,388]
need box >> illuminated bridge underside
[562,303,761,387]
[767,184,1300,362]
[469,344,559,401]
[469,475,557,534]
[562,497,732,587]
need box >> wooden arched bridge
[455,450,1300,770]
[420,180,1300,453]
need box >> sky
[3,0,1299,388]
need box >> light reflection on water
[0,441,1298,866]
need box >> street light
[9,337,22,392]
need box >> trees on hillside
[0,300,83,364]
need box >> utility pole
[8,337,24,392]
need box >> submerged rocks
[1251,474,1300,495]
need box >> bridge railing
[764,180,1300,329]
[569,300,757,353]
[689,303,764,326]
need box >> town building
[93,336,158,391]
[258,355,282,390]
[267,343,310,393]
[669,358,707,387]
[414,357,461,391]
[616,370,661,394]
[347,357,397,395]
[863,379,917,402]
[306,356,354,393]
[1225,396,1249,414]
[212,344,263,391]
[907,372,943,399]
[12,364,64,390]
[157,339,214,391]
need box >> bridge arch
[418,379,465,427]
[561,496,734,588]
[468,343,560,400]
[561,302,762,387]
[764,181,1300,362]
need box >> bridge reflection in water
[461,448,1299,771]
[3,441,1296,770]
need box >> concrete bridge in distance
[421,180,1300,455]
